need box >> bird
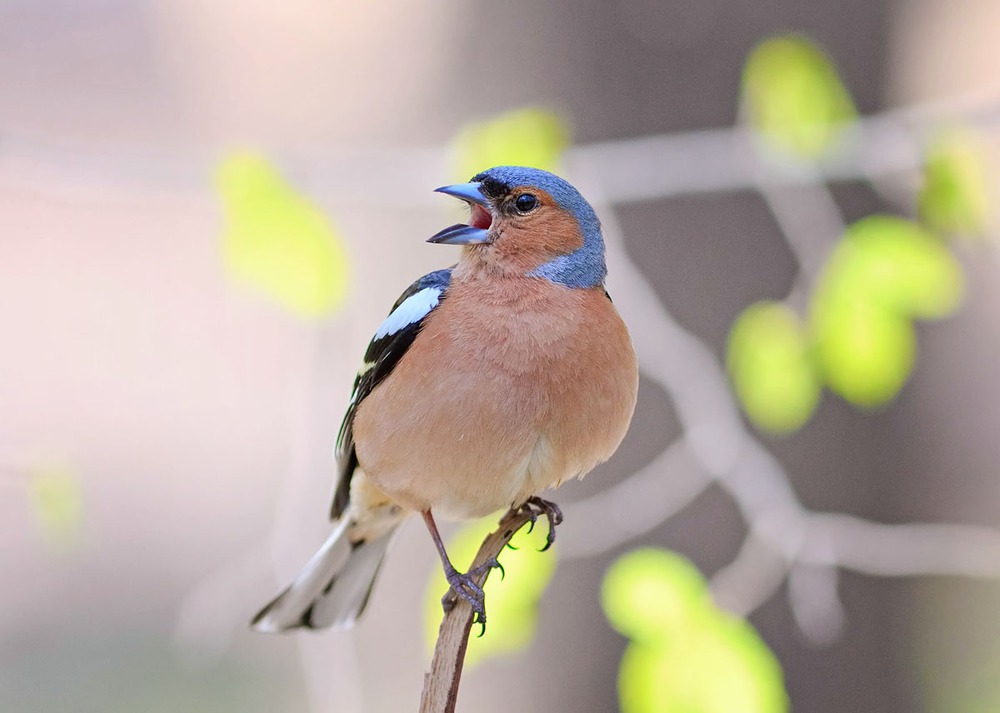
[251,165,638,633]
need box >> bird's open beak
[428,182,493,244]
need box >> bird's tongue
[469,204,492,230]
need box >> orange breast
[352,276,638,519]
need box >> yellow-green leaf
[829,216,964,319]
[742,35,857,158]
[727,302,821,433]
[603,550,788,713]
[812,296,916,408]
[217,153,350,318]
[603,547,709,643]
[423,516,557,667]
[810,216,964,407]
[919,128,992,238]
[452,108,571,181]
[28,464,84,548]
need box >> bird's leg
[421,510,502,628]
[511,496,564,551]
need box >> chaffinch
[252,166,638,632]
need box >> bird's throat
[469,204,492,230]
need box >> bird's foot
[441,567,483,616]
[513,496,564,551]
[441,558,504,634]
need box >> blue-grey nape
[472,166,607,289]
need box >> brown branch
[419,508,535,713]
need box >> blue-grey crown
[472,166,607,289]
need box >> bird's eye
[514,193,538,213]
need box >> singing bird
[252,166,638,632]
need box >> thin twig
[420,508,536,713]
[805,513,1000,577]
[558,436,710,559]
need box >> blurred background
[3,1,1000,711]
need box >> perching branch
[419,508,536,713]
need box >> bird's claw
[514,496,564,551]
[472,556,504,581]
[441,569,483,614]
[441,558,505,635]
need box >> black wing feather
[330,268,452,518]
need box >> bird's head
[429,166,606,288]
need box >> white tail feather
[251,519,395,632]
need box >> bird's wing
[330,268,453,518]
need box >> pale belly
[351,281,638,519]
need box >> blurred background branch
[4,88,1000,205]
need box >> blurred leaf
[423,516,557,667]
[28,463,84,548]
[811,216,963,407]
[217,153,350,319]
[919,128,992,238]
[452,107,571,181]
[742,35,857,158]
[813,298,915,408]
[727,302,821,433]
[830,216,963,319]
[603,549,787,713]
[602,547,708,643]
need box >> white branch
[787,562,845,646]
[806,513,1000,578]
[710,532,791,617]
[559,437,710,559]
[748,137,848,311]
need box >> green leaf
[727,302,821,433]
[423,516,557,667]
[28,463,84,548]
[217,153,350,318]
[742,35,857,158]
[452,108,571,181]
[830,216,963,319]
[602,547,709,643]
[603,550,788,713]
[811,216,963,407]
[919,128,992,238]
[812,297,915,408]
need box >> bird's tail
[251,518,396,632]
